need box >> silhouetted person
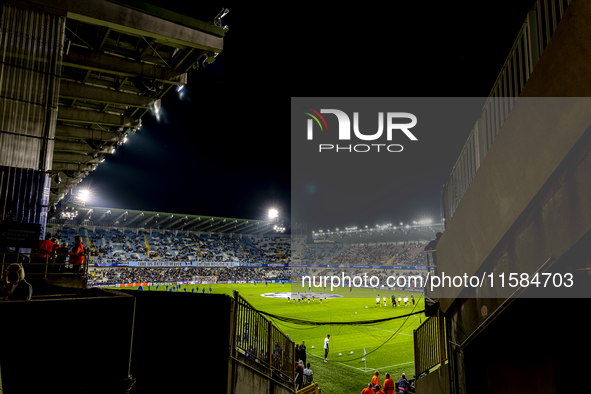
[424,232,442,275]
[56,241,69,273]
[68,235,85,275]
[2,263,32,301]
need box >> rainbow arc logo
[302,107,329,132]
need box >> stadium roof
[312,223,444,244]
[52,204,285,235]
[45,0,227,206]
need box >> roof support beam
[187,218,214,231]
[250,224,275,235]
[51,162,95,172]
[58,107,135,127]
[175,217,200,230]
[236,222,258,234]
[165,216,187,229]
[149,215,174,229]
[108,211,127,226]
[122,212,144,227]
[64,0,224,51]
[63,46,187,84]
[59,80,159,109]
[138,214,158,228]
[52,152,101,164]
[55,125,120,142]
[54,140,113,154]
[211,220,239,233]
[207,219,227,232]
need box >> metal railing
[414,309,446,377]
[297,383,321,394]
[442,0,572,225]
[233,290,295,381]
[0,252,89,282]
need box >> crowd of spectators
[302,243,426,267]
[88,266,291,285]
[55,227,292,265]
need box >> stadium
[41,206,441,393]
[2,1,591,394]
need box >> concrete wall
[424,1,591,393]
[415,363,450,394]
[431,0,591,313]
[117,291,233,394]
[230,358,294,394]
[0,287,135,393]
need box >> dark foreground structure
[0,286,296,393]
[415,1,591,393]
[0,1,296,392]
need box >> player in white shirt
[398,296,402,306]
[324,334,330,362]
[383,296,387,307]
[376,294,380,307]
[404,296,409,307]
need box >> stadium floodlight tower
[268,209,278,220]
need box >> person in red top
[361,383,373,394]
[371,371,380,388]
[383,372,395,394]
[35,235,54,273]
[374,384,384,394]
[68,235,85,274]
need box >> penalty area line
[372,360,414,370]
[307,352,366,372]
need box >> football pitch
[116,283,425,392]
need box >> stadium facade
[415,1,591,394]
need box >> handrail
[232,290,295,382]
[442,0,572,225]
[0,252,89,281]
[414,309,446,377]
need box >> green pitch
[116,282,425,392]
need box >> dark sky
[80,0,538,233]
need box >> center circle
[260,292,343,299]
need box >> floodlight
[79,190,90,202]
[123,135,128,144]
[177,84,185,93]
[268,209,278,219]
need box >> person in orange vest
[383,372,395,394]
[371,371,380,388]
[361,383,373,394]
[374,384,384,394]
[68,235,85,275]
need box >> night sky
[80,0,538,234]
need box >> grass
[112,282,425,393]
